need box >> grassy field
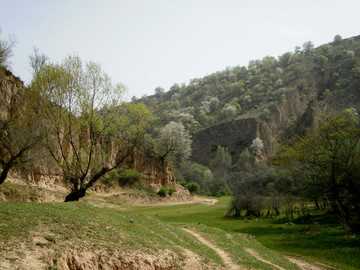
[0,183,359,269]
[0,198,299,269]
[126,196,360,270]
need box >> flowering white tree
[250,137,264,156]
[157,121,192,162]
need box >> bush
[157,188,168,197]
[168,188,176,196]
[179,181,187,187]
[118,169,142,186]
[185,182,200,194]
[102,168,142,187]
[215,189,232,197]
[102,171,119,186]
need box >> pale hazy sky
[1,0,360,99]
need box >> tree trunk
[0,166,10,185]
[315,198,320,210]
[64,188,87,202]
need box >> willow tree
[31,55,153,201]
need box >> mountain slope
[137,34,360,164]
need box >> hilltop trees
[0,27,15,69]
[31,55,153,201]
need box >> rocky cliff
[191,80,321,165]
[0,69,24,120]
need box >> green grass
[0,198,301,269]
[126,196,360,270]
[1,186,359,269]
[0,201,225,268]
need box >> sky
[1,0,360,100]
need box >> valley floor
[0,183,359,269]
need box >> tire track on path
[182,228,242,270]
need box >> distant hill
[136,34,360,165]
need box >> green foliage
[157,187,167,197]
[156,187,176,197]
[178,180,186,187]
[30,54,153,201]
[136,35,360,146]
[209,146,232,170]
[177,161,213,192]
[103,168,142,187]
[118,169,142,186]
[167,188,176,196]
[276,112,360,231]
[184,182,200,194]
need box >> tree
[302,41,314,55]
[250,137,264,156]
[29,47,49,76]
[156,121,192,163]
[333,34,342,44]
[31,55,153,201]
[0,28,15,69]
[184,182,200,194]
[0,85,41,184]
[277,112,360,230]
[178,161,213,192]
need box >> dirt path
[182,228,242,270]
[285,256,325,270]
[245,248,287,270]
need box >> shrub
[185,182,200,194]
[179,181,187,187]
[118,169,142,186]
[157,188,168,197]
[168,188,176,196]
[102,168,142,187]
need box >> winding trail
[182,228,242,270]
[285,256,325,270]
[245,248,286,270]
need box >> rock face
[0,70,186,194]
[192,118,258,165]
[125,146,186,192]
[0,69,24,121]
[191,84,320,165]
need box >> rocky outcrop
[191,84,321,165]
[0,69,24,120]
[124,146,188,193]
[191,118,258,165]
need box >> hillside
[137,34,360,164]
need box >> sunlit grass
[127,196,360,270]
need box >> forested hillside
[137,34,360,136]
[135,35,360,231]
